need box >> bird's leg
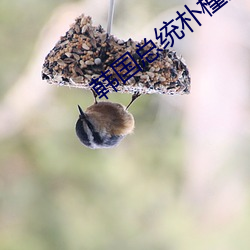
[91,89,98,104]
[126,92,141,110]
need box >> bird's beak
[77,105,86,119]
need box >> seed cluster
[42,14,190,95]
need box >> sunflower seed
[82,43,90,50]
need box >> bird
[75,91,140,149]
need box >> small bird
[75,91,140,149]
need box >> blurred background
[1,0,250,249]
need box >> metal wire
[107,0,115,34]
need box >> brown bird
[75,91,140,149]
